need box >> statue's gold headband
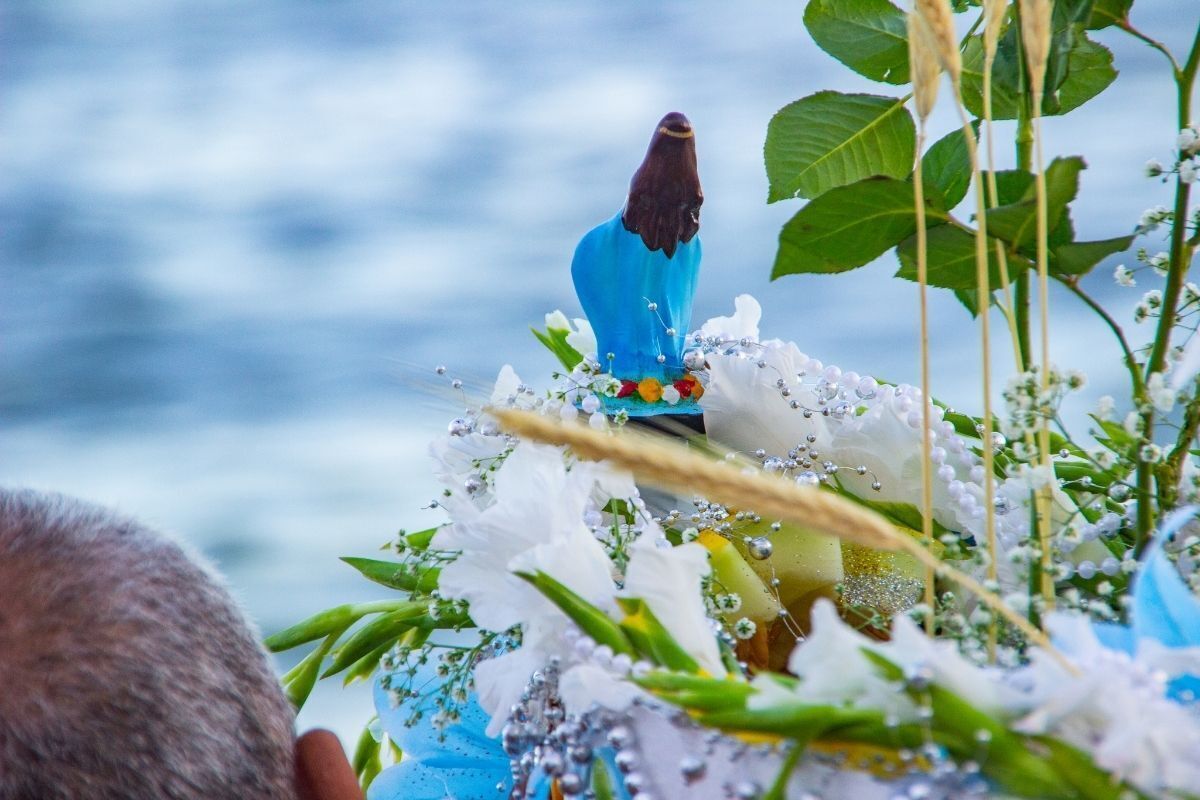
[658,125,695,139]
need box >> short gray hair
[0,489,297,800]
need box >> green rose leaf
[803,0,910,84]
[922,126,975,210]
[895,224,1033,290]
[986,156,1086,249]
[1087,0,1132,29]
[772,177,950,279]
[1053,37,1118,116]
[765,92,916,202]
[961,32,1116,119]
[1051,234,1136,276]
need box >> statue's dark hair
[0,489,297,800]
[622,111,703,258]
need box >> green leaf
[352,724,384,792]
[265,600,408,652]
[517,571,636,655]
[1054,37,1118,116]
[961,32,1116,119]
[341,557,440,594]
[921,127,975,211]
[281,627,347,709]
[592,757,616,800]
[321,602,428,678]
[1051,234,1135,276]
[1036,735,1146,800]
[531,326,584,371]
[803,0,910,84]
[1087,0,1132,28]
[772,177,949,279]
[697,704,880,737]
[617,596,701,672]
[405,527,439,551]
[895,224,1032,290]
[986,157,1086,249]
[765,92,916,202]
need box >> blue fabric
[369,675,546,800]
[368,671,632,800]
[1091,506,1200,701]
[571,211,701,384]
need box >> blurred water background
[1,1,1190,747]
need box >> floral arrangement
[269,1,1200,798]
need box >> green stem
[1135,21,1200,553]
[1014,105,1035,369]
[1161,382,1200,509]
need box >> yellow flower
[637,377,663,403]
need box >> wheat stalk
[1019,0,1057,611]
[913,0,962,85]
[1018,0,1052,104]
[907,8,940,634]
[908,12,942,122]
[492,408,1078,673]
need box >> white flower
[1012,612,1200,794]
[621,537,727,677]
[733,617,757,639]
[755,600,914,718]
[1180,158,1198,184]
[1148,371,1176,413]
[565,317,597,357]
[1148,251,1170,276]
[1095,395,1115,420]
[1179,125,1200,154]
[557,661,644,714]
[545,310,571,331]
[1138,205,1170,231]
[435,443,616,634]
[701,336,833,459]
[1145,159,1165,178]
[698,293,762,342]
[1113,264,1135,287]
[1123,410,1143,436]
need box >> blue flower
[1092,506,1200,701]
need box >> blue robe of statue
[571,210,701,385]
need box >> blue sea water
[0,0,1190,745]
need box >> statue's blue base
[599,396,704,418]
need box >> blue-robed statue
[571,112,703,418]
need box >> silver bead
[623,773,647,795]
[448,417,472,436]
[683,349,706,370]
[680,755,706,784]
[464,475,485,494]
[871,480,882,491]
[733,781,761,800]
[558,773,584,795]
[615,748,638,773]
[795,471,820,487]
[540,751,564,777]
[748,537,773,560]
[647,302,658,311]
[608,726,632,748]
[435,365,447,375]
[665,327,676,337]
[656,354,667,364]
[451,379,464,389]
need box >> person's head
[0,488,306,800]
[622,111,703,258]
